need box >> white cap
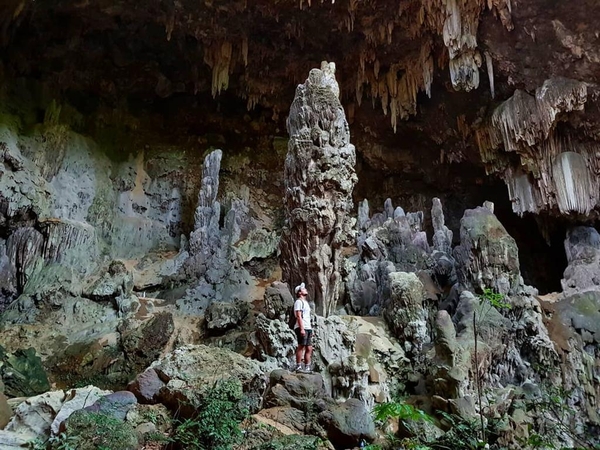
[294,282,306,294]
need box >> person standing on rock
[293,282,313,373]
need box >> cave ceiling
[2,0,600,216]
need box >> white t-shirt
[294,298,311,330]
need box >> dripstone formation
[280,61,357,316]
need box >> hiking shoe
[302,364,312,373]
[294,364,303,372]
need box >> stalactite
[476,77,598,215]
[241,36,248,67]
[204,41,233,97]
[485,51,495,98]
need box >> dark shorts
[295,328,313,346]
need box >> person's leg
[294,328,305,370]
[303,330,313,371]
[295,344,305,365]
[304,345,313,366]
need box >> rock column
[280,62,357,316]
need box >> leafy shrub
[173,378,249,450]
[47,411,137,450]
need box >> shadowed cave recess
[1,1,600,449]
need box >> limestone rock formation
[263,369,376,449]
[130,344,267,415]
[454,205,521,295]
[383,272,430,362]
[181,149,253,311]
[477,78,598,216]
[280,61,358,317]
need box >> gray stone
[82,391,137,421]
[318,398,375,449]
[561,226,600,294]
[252,314,297,368]
[263,281,294,321]
[383,272,430,361]
[136,344,266,415]
[453,206,520,295]
[127,368,165,404]
[206,300,250,334]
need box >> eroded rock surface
[280,62,357,317]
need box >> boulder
[383,272,430,360]
[561,226,600,294]
[264,281,294,321]
[318,398,375,449]
[0,346,50,397]
[82,391,137,421]
[50,386,112,435]
[206,300,250,334]
[0,392,11,429]
[122,312,174,370]
[5,386,113,439]
[265,370,328,410]
[252,314,297,368]
[453,205,520,295]
[132,344,266,415]
[127,368,165,404]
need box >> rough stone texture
[280,61,357,317]
[263,281,295,321]
[264,370,375,449]
[50,386,112,434]
[348,198,451,316]
[453,205,521,295]
[134,344,267,415]
[252,314,297,369]
[206,300,250,334]
[0,392,11,429]
[180,149,253,311]
[82,391,138,421]
[122,312,174,371]
[318,398,376,449]
[127,368,165,404]
[383,272,430,361]
[561,226,600,295]
[476,78,597,216]
[0,346,50,397]
[4,386,109,439]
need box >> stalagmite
[280,61,357,316]
[189,150,222,259]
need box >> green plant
[372,401,434,425]
[520,388,600,450]
[48,412,137,450]
[432,411,487,450]
[172,378,248,450]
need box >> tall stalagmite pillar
[280,61,357,317]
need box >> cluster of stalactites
[475,78,598,216]
[419,0,509,93]
[355,41,434,133]
[202,38,249,98]
[185,0,513,129]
